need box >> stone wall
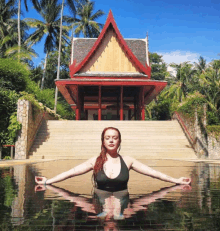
[173,109,220,159]
[173,111,208,158]
[15,99,60,159]
[208,135,220,159]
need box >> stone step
[32,136,189,141]
[30,148,194,155]
[29,120,196,160]
[31,144,191,149]
[29,152,196,160]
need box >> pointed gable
[70,10,151,78]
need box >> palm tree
[198,61,220,112]
[162,62,197,102]
[0,0,33,63]
[54,0,78,112]
[73,0,105,38]
[0,0,18,57]
[194,56,207,75]
[4,43,38,63]
[17,0,40,59]
[25,0,70,89]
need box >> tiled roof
[72,38,146,66]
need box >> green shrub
[7,112,22,144]
[0,89,19,145]
[145,98,174,120]
[207,111,220,126]
[206,125,220,139]
[177,92,207,118]
[3,156,11,160]
[20,88,75,120]
[0,58,75,147]
[0,58,30,92]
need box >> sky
[24,0,220,66]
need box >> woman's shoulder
[120,155,136,167]
[84,156,98,167]
[120,155,135,161]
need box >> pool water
[0,160,220,230]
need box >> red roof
[69,10,151,78]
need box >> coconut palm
[194,56,207,75]
[25,0,70,89]
[73,0,105,38]
[17,0,40,58]
[198,61,220,112]
[163,62,197,102]
[54,0,79,112]
[0,0,18,56]
[4,43,38,63]
[0,0,33,62]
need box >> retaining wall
[174,110,220,159]
[15,99,60,159]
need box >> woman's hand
[35,185,47,192]
[175,177,191,185]
[35,176,48,185]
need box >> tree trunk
[54,0,65,113]
[18,0,21,60]
[41,52,48,90]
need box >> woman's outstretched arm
[35,156,97,185]
[129,157,191,185]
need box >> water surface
[0,160,220,230]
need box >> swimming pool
[0,159,220,230]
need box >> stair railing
[173,111,195,146]
[173,111,208,157]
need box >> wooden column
[98,86,101,120]
[120,86,123,120]
[128,109,131,120]
[75,86,80,120]
[134,90,137,120]
[141,87,145,120]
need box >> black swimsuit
[95,155,129,192]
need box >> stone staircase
[29,120,196,160]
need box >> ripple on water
[0,160,220,230]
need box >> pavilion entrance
[79,86,143,120]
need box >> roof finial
[146,31,150,66]
[108,9,113,17]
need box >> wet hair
[92,127,121,184]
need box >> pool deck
[1,158,220,167]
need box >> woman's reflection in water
[35,184,191,230]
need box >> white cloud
[156,50,203,77]
[157,50,200,65]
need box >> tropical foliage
[150,52,169,81]
[146,56,220,129]
[0,58,74,153]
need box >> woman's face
[103,129,120,152]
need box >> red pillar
[141,88,145,120]
[120,86,123,120]
[75,85,80,120]
[75,108,79,120]
[98,86,101,120]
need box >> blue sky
[24,0,220,66]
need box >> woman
[35,127,191,188]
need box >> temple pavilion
[55,11,167,120]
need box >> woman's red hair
[93,127,121,184]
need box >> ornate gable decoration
[70,10,151,78]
